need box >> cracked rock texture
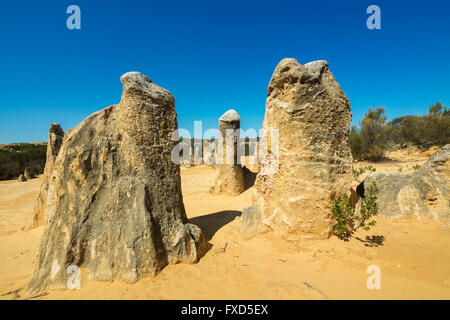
[30,123,65,228]
[27,72,208,293]
[240,58,352,241]
[363,144,449,225]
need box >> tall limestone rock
[239,58,353,241]
[213,109,244,196]
[27,72,208,293]
[30,123,65,228]
[363,144,449,225]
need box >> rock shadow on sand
[189,210,241,240]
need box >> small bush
[357,182,379,231]
[331,194,355,239]
[350,107,389,161]
[349,126,364,160]
[332,182,379,240]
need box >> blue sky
[0,0,449,142]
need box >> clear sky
[0,0,449,143]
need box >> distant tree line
[0,144,47,180]
[350,102,450,161]
[1,103,447,179]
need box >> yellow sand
[0,148,449,300]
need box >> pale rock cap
[120,71,173,103]
[219,109,241,123]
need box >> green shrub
[332,182,379,240]
[357,182,379,231]
[331,194,354,239]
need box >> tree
[387,102,449,147]
[360,107,388,160]
[350,107,388,161]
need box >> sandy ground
[0,148,449,300]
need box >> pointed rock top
[219,109,241,123]
[304,60,329,76]
[49,123,64,136]
[120,71,174,103]
[275,58,328,71]
[120,72,153,90]
[267,57,340,106]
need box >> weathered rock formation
[27,72,208,293]
[213,109,245,196]
[30,123,65,228]
[178,139,203,168]
[363,144,449,225]
[239,58,353,241]
[203,139,216,167]
[18,174,27,182]
[192,140,203,165]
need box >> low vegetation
[332,167,379,240]
[350,102,449,161]
[0,143,47,180]
[352,165,376,183]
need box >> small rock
[239,206,264,239]
[24,167,35,180]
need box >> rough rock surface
[18,174,27,182]
[203,139,216,167]
[30,123,65,228]
[238,206,265,239]
[27,72,208,293]
[239,58,352,241]
[192,141,203,165]
[363,144,449,225]
[213,109,244,196]
[184,140,203,167]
